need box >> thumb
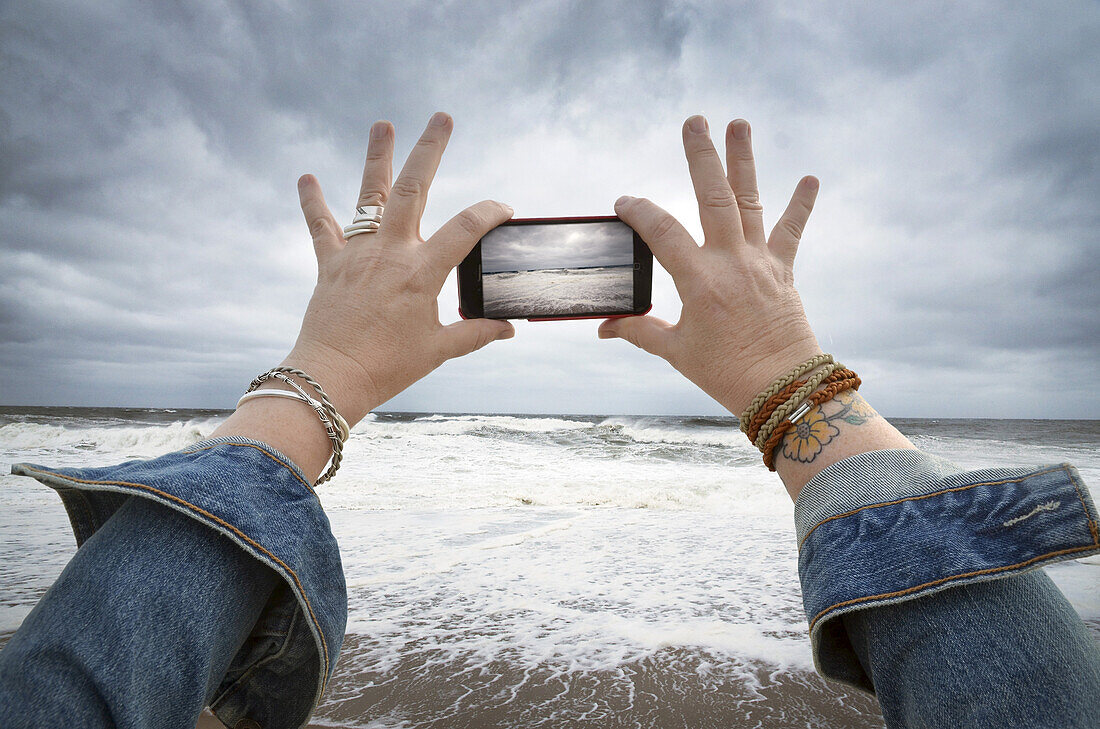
[438,318,515,360]
[598,315,673,358]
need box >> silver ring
[355,205,384,222]
[345,205,384,237]
[343,221,381,238]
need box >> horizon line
[0,404,1096,422]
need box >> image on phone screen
[460,218,650,320]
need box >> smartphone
[457,216,653,321]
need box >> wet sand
[305,634,885,728]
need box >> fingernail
[430,112,450,127]
[688,115,707,134]
[499,202,514,215]
[732,120,749,140]
[615,195,635,208]
[805,176,819,190]
[371,122,388,139]
[598,328,617,339]
[496,327,515,340]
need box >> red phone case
[461,215,651,322]
[458,304,652,322]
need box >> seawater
[2,408,1098,728]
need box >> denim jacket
[3,439,1099,728]
[6,436,345,729]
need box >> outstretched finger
[682,115,743,249]
[597,314,675,359]
[767,176,819,269]
[357,120,394,209]
[425,199,514,277]
[383,112,453,238]
[297,174,342,263]
[614,196,698,281]
[725,119,766,246]
[437,318,515,361]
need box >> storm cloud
[481,221,634,273]
[1,0,1097,417]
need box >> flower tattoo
[779,391,878,465]
[782,406,840,463]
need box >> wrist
[720,336,824,416]
[280,345,380,427]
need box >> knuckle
[391,177,424,198]
[454,209,485,238]
[620,326,640,348]
[735,191,763,211]
[474,328,496,352]
[701,185,736,208]
[358,190,387,206]
[781,217,806,239]
[415,134,443,150]
[308,217,330,240]
[689,143,721,163]
[651,213,679,241]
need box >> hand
[598,116,823,416]
[283,113,515,425]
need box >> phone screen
[459,217,652,320]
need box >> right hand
[598,116,824,416]
[283,113,515,426]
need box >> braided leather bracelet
[754,361,841,450]
[747,378,805,443]
[762,370,861,471]
[739,353,833,433]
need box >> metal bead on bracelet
[238,367,350,484]
[343,205,384,239]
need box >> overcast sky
[1,1,1097,417]
[481,221,634,272]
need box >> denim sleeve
[795,449,1100,726]
[2,436,347,729]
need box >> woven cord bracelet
[762,371,861,471]
[754,361,840,451]
[739,353,833,434]
[747,378,806,443]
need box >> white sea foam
[333,508,813,683]
[483,266,633,318]
[598,416,749,447]
[0,419,219,461]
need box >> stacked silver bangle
[237,367,350,484]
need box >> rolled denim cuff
[794,449,1100,692]
[11,436,347,729]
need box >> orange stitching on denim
[807,543,1099,634]
[798,465,1068,550]
[1063,466,1099,544]
[180,443,315,496]
[19,466,331,688]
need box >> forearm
[769,389,915,502]
[211,351,372,485]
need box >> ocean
[2,408,1098,728]
[483,266,634,318]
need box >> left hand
[282,113,515,425]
